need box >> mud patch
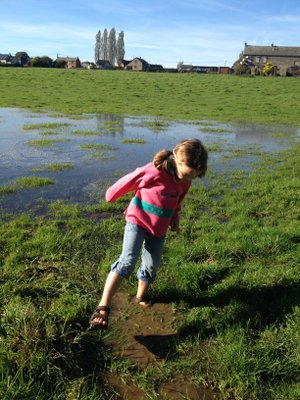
[102,292,218,399]
[107,292,178,365]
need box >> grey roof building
[243,43,300,76]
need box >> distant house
[218,66,233,74]
[242,43,300,76]
[178,64,220,74]
[125,57,150,71]
[0,54,12,64]
[81,61,97,69]
[0,53,19,66]
[177,64,192,73]
[125,57,164,72]
[120,59,131,68]
[96,60,113,70]
[192,66,219,73]
[149,63,164,72]
[56,57,81,68]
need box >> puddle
[0,108,299,214]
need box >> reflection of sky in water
[0,108,299,214]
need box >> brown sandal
[89,305,110,330]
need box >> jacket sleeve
[170,182,191,225]
[105,165,148,203]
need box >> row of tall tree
[95,28,125,67]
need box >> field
[1,67,300,125]
[0,68,300,400]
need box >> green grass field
[0,68,300,399]
[1,67,300,125]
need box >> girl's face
[173,154,199,181]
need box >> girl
[89,138,208,329]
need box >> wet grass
[0,68,300,125]
[0,67,300,399]
[80,144,118,151]
[99,120,124,131]
[0,176,54,196]
[120,138,146,144]
[0,140,299,399]
[201,127,232,134]
[23,122,71,130]
[80,144,118,161]
[71,130,99,136]
[0,185,16,195]
[15,176,54,188]
[31,163,74,172]
[86,152,116,161]
[26,138,70,147]
[40,130,62,136]
[141,119,171,131]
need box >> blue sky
[1,0,300,67]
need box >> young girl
[89,138,208,329]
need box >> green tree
[15,52,30,66]
[108,28,116,66]
[54,59,67,68]
[95,30,101,63]
[101,29,108,60]
[232,53,251,75]
[31,56,53,67]
[116,31,125,67]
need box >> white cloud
[265,14,300,23]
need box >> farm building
[125,57,164,72]
[242,43,300,76]
[96,60,113,69]
[0,53,19,65]
[178,64,230,74]
[56,57,81,68]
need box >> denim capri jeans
[110,222,166,284]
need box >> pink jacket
[106,162,191,237]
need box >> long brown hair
[153,138,208,177]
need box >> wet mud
[102,292,218,399]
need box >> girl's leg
[92,271,123,326]
[91,222,145,326]
[100,271,123,305]
[136,279,150,306]
[136,233,166,305]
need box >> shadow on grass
[207,281,300,323]
[153,264,233,304]
[154,280,300,339]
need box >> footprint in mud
[102,291,218,400]
[107,291,178,365]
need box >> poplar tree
[116,31,125,67]
[94,28,125,65]
[95,30,101,63]
[108,28,116,66]
[101,29,108,60]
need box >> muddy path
[101,291,218,400]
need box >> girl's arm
[105,165,148,202]
[169,182,191,232]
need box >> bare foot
[134,296,152,308]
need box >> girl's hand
[170,220,180,233]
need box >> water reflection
[0,108,298,214]
[96,113,125,135]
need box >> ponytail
[153,149,172,170]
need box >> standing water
[0,108,298,214]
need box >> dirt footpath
[102,291,218,400]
